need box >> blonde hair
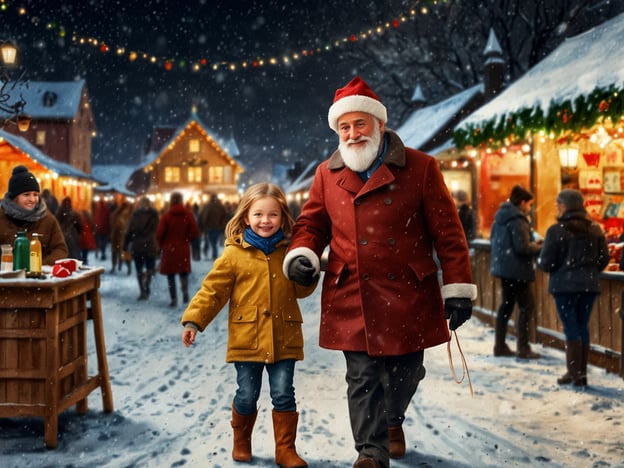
[225,182,294,240]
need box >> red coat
[156,203,200,274]
[285,131,476,356]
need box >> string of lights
[0,0,446,74]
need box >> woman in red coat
[156,192,200,307]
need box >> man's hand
[444,297,472,330]
[287,256,318,286]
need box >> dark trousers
[343,350,425,467]
[554,292,597,344]
[497,278,535,349]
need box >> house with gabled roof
[126,112,244,208]
[1,80,95,175]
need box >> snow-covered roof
[396,84,483,150]
[0,80,87,120]
[143,112,241,167]
[458,12,624,129]
[91,164,139,195]
[0,129,93,180]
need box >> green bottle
[13,230,30,271]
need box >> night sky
[2,0,405,166]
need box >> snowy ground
[1,253,624,467]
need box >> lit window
[209,166,224,183]
[165,166,180,183]
[189,139,200,153]
[223,166,232,184]
[188,167,202,182]
[36,131,46,145]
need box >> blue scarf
[243,226,284,255]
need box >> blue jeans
[233,359,296,415]
[554,292,598,344]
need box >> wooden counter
[0,267,113,448]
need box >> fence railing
[470,240,623,378]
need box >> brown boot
[557,340,582,385]
[231,404,257,462]
[574,343,589,387]
[272,410,307,468]
[388,425,405,459]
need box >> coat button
[237,315,243,321]
[263,309,271,317]
[387,238,396,245]
[384,198,392,205]
[355,199,362,206]
[360,239,368,246]
[387,273,396,280]
[363,274,371,281]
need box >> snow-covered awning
[454,12,624,147]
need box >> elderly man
[283,77,477,468]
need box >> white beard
[338,130,382,172]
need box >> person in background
[79,209,97,265]
[0,166,68,264]
[157,192,199,307]
[282,76,476,468]
[199,193,227,260]
[110,195,133,274]
[181,183,315,467]
[455,189,476,242]
[56,197,83,260]
[93,197,111,261]
[191,202,201,261]
[124,196,160,301]
[490,185,543,359]
[537,189,609,387]
[41,188,59,215]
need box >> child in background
[181,182,316,467]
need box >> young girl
[181,183,315,467]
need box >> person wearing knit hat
[490,184,543,360]
[0,165,68,265]
[284,76,476,467]
[538,189,609,387]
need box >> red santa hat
[327,76,387,133]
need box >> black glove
[287,256,318,287]
[444,297,472,330]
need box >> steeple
[483,28,505,100]
[410,83,427,110]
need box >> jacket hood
[494,201,527,225]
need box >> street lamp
[1,40,30,132]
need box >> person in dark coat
[199,193,227,260]
[490,185,543,359]
[455,189,476,241]
[56,197,83,260]
[0,165,68,264]
[124,196,160,300]
[93,198,111,261]
[282,76,476,468]
[156,192,200,307]
[537,189,609,387]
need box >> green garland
[452,84,624,148]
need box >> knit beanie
[509,185,533,206]
[7,165,40,199]
[327,76,387,133]
[557,189,585,212]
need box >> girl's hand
[182,327,197,347]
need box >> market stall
[0,267,113,448]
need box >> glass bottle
[13,230,30,271]
[1,244,13,272]
[29,233,42,274]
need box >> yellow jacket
[181,234,316,363]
